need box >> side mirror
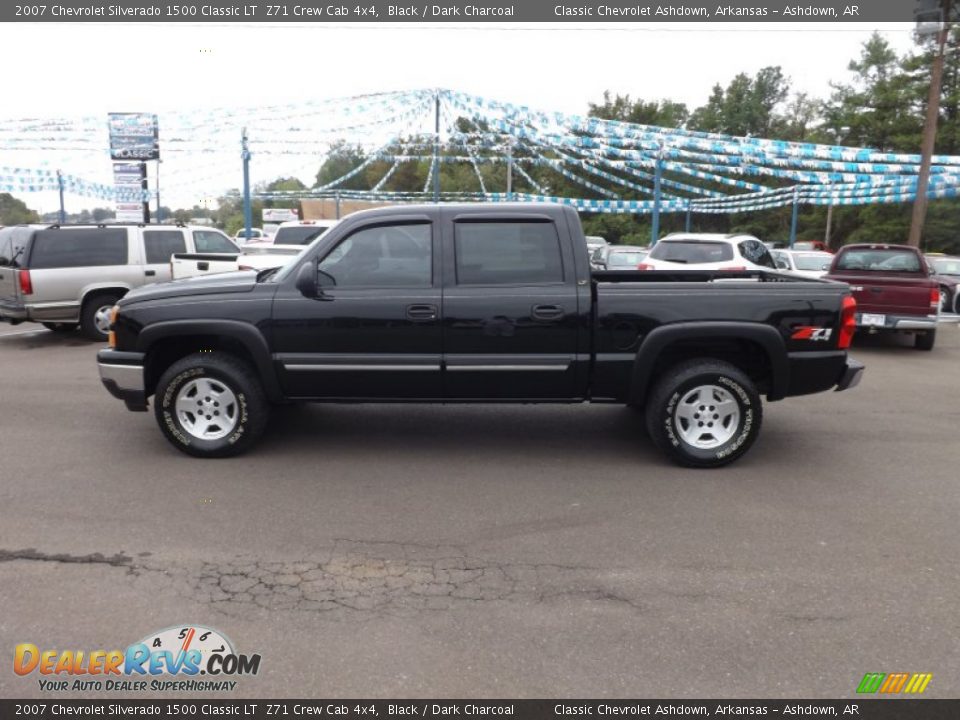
[775,259,790,270]
[822,263,830,271]
[295,261,318,297]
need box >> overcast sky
[0,22,918,213]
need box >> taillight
[18,269,32,295]
[838,295,857,349]
[931,287,940,313]
[637,263,654,270]
[722,266,748,271]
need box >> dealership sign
[108,112,159,161]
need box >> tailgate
[830,273,934,316]
[171,253,239,279]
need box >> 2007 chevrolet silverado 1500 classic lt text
[97,204,864,467]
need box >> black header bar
[1,700,958,720]
[0,1,936,23]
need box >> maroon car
[927,255,960,314]
[825,244,939,350]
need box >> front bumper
[835,359,865,392]
[97,349,148,411]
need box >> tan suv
[0,223,238,340]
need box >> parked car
[926,254,960,314]
[770,250,834,279]
[604,246,649,270]
[97,203,862,468]
[585,234,608,255]
[253,219,338,247]
[236,245,307,272]
[792,240,832,253]
[0,223,238,340]
[233,227,270,245]
[824,244,939,350]
[639,233,777,272]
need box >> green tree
[0,193,39,224]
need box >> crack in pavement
[1,540,639,617]
[0,548,133,567]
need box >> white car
[236,244,306,272]
[639,233,777,272]
[770,250,834,279]
[233,227,269,245]
[250,218,338,248]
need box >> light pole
[908,0,953,247]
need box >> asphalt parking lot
[1,321,958,699]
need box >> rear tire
[42,322,78,333]
[915,330,936,351]
[80,294,120,341]
[154,352,269,458]
[645,359,763,468]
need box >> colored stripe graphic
[904,674,933,694]
[879,673,909,693]
[857,673,885,694]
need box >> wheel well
[647,338,773,396]
[144,335,259,397]
[81,287,128,310]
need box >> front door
[271,218,442,399]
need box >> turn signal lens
[637,263,654,270]
[838,295,857,349]
[107,306,119,348]
[931,287,940,313]
[18,269,32,295]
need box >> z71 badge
[791,326,833,341]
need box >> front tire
[645,359,763,468]
[154,352,270,458]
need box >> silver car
[0,223,237,340]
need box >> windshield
[835,249,922,272]
[607,250,647,268]
[648,240,734,264]
[274,226,331,245]
[930,257,960,275]
[794,254,832,271]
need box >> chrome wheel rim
[674,384,740,450]
[175,377,239,441]
[93,305,114,335]
[940,289,948,312]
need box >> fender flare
[629,321,789,406]
[136,319,283,402]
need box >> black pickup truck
[97,204,863,467]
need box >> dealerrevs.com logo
[14,625,261,692]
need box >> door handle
[532,304,564,321]
[406,304,438,321]
[197,262,209,271]
[869,287,882,293]
[144,269,156,277]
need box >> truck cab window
[318,223,431,287]
[455,221,563,285]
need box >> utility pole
[908,0,953,247]
[242,127,252,241]
[140,161,150,224]
[433,93,441,203]
[56,170,66,224]
[155,160,162,224]
[789,187,800,248]
[506,140,513,200]
[650,142,664,246]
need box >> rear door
[141,228,187,283]
[440,210,580,400]
[0,227,31,307]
